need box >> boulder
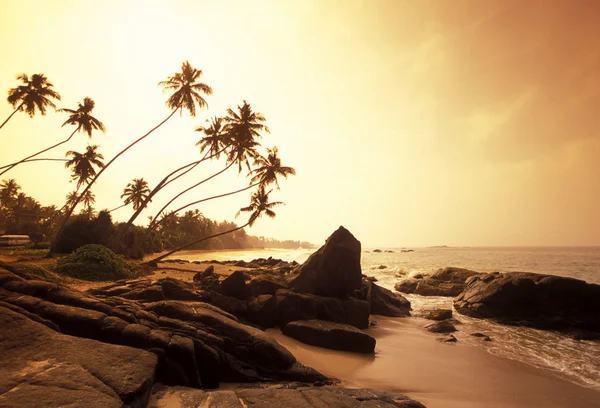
[215,271,251,300]
[290,226,362,298]
[470,332,492,341]
[454,272,600,333]
[425,320,457,333]
[395,267,482,297]
[437,334,457,343]
[193,265,215,283]
[283,320,376,353]
[420,308,453,321]
[276,289,370,329]
[368,282,411,317]
[0,306,157,408]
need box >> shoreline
[268,316,600,408]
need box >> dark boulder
[437,334,457,343]
[276,289,370,329]
[425,320,457,333]
[395,267,482,297]
[193,265,215,283]
[215,271,251,300]
[470,332,492,341]
[290,226,363,298]
[454,272,600,333]
[368,282,411,317]
[420,308,453,321]
[283,320,376,353]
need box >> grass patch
[54,244,134,281]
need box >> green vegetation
[1,61,299,263]
[54,244,131,281]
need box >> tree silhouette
[0,97,104,177]
[249,147,296,189]
[48,61,212,256]
[145,186,282,265]
[121,178,151,210]
[64,145,105,190]
[1,73,61,130]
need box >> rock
[401,249,414,253]
[470,332,492,341]
[376,265,387,269]
[290,226,363,298]
[395,267,482,297]
[276,289,370,329]
[425,320,457,333]
[368,282,411,317]
[373,249,382,253]
[283,320,376,353]
[0,306,157,408]
[420,308,453,321]
[454,272,600,334]
[216,271,251,299]
[193,265,215,282]
[438,334,457,343]
[248,275,288,296]
[148,384,426,408]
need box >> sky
[0,0,599,247]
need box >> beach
[269,316,600,408]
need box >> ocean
[168,246,600,391]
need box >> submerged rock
[283,320,376,354]
[420,308,453,321]
[425,320,457,333]
[454,272,600,334]
[395,267,482,297]
[290,226,363,298]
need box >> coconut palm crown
[158,61,213,117]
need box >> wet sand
[268,317,600,408]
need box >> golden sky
[1,0,599,246]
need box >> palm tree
[196,116,228,159]
[0,97,105,177]
[64,145,105,189]
[121,178,151,210]
[1,73,61,130]
[145,186,282,265]
[48,61,212,256]
[249,147,296,189]
[150,146,295,230]
[79,190,95,210]
[224,101,268,172]
[0,179,21,209]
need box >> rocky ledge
[454,272,600,337]
[395,267,483,297]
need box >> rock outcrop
[149,384,426,408]
[364,281,411,317]
[290,226,363,298]
[454,272,600,333]
[395,267,482,297]
[425,320,457,333]
[283,320,376,354]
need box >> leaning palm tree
[64,145,105,190]
[150,146,295,230]
[195,116,228,159]
[224,101,269,172]
[120,178,151,210]
[1,73,61,130]
[249,147,296,189]
[0,97,105,177]
[48,61,212,256]
[145,186,282,265]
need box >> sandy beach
[268,317,600,408]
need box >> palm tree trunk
[109,203,128,212]
[0,102,24,130]
[47,108,179,257]
[150,160,236,225]
[145,222,250,265]
[0,158,68,169]
[149,182,259,231]
[0,127,78,177]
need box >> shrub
[54,244,131,281]
[53,211,114,254]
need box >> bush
[111,223,163,259]
[53,211,114,254]
[54,244,131,281]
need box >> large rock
[0,306,157,408]
[454,272,600,333]
[149,384,426,408]
[283,320,376,353]
[368,282,411,317]
[276,289,370,329]
[290,226,363,298]
[395,267,482,297]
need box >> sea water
[168,246,600,390]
